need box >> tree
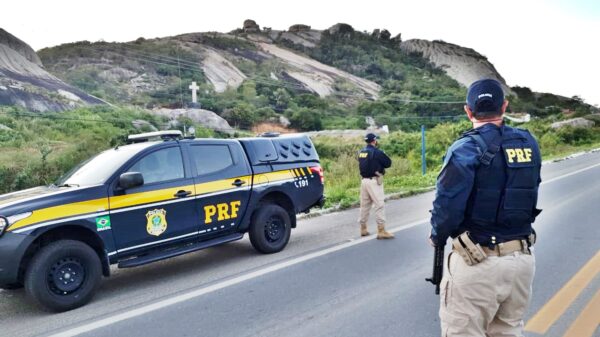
[224,103,256,129]
[511,86,534,102]
[289,108,322,131]
[295,94,328,110]
[240,81,257,102]
[273,88,291,111]
[357,101,394,116]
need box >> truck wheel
[249,204,292,254]
[24,240,102,312]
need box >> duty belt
[482,239,531,257]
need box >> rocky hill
[37,28,384,108]
[0,28,104,112]
[31,21,468,130]
[1,21,594,130]
[399,39,513,94]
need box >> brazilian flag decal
[96,216,112,232]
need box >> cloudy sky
[3,0,599,105]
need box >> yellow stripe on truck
[7,170,295,232]
[262,170,295,183]
[109,184,196,209]
[195,176,252,195]
[8,198,109,232]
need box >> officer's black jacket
[358,144,392,178]
[430,123,542,247]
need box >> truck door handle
[232,179,246,187]
[174,190,192,198]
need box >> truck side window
[128,147,184,184]
[190,145,234,176]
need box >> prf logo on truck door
[204,201,241,224]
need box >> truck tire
[249,204,292,254]
[24,240,102,312]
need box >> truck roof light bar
[127,130,183,143]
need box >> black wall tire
[24,240,102,312]
[249,204,292,254]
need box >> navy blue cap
[466,79,505,116]
[365,133,378,143]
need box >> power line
[101,45,466,104]
[0,111,243,134]
[70,44,465,105]
[0,110,465,131]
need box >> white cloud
[2,0,599,105]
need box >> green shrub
[289,108,323,131]
[223,103,257,129]
[556,126,595,145]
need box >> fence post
[421,125,426,175]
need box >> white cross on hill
[189,81,199,103]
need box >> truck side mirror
[119,172,144,189]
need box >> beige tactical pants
[440,251,535,337]
[358,178,386,226]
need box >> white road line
[47,218,428,337]
[541,162,600,185]
[47,159,600,337]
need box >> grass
[0,105,598,208]
[315,121,600,209]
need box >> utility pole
[421,125,426,175]
[177,51,184,109]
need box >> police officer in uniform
[429,79,542,337]
[358,133,394,239]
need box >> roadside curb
[298,186,436,220]
[542,147,600,165]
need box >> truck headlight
[0,212,32,236]
[0,216,7,237]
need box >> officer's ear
[501,100,509,114]
[464,105,475,121]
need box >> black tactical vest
[358,146,377,178]
[462,125,542,245]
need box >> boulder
[279,115,291,127]
[392,33,402,43]
[365,116,376,129]
[152,108,234,133]
[379,29,391,40]
[0,29,105,112]
[289,24,311,33]
[131,120,158,132]
[0,28,42,66]
[372,29,391,40]
[328,23,354,37]
[243,19,260,33]
[551,117,595,129]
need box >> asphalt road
[1,150,599,337]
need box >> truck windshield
[55,142,157,187]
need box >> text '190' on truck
[0,131,325,311]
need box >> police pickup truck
[0,131,324,311]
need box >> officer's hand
[428,229,436,247]
[428,237,436,247]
